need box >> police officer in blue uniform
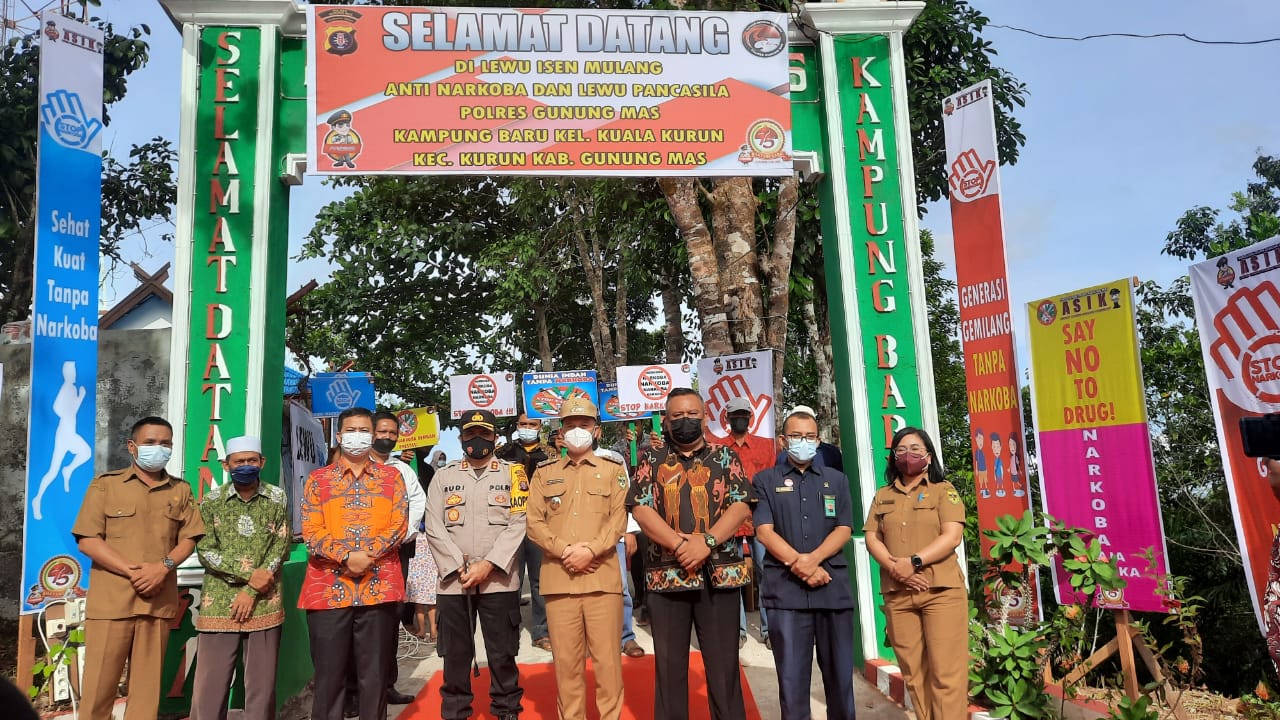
[752,408,856,720]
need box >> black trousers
[770,608,857,720]
[648,585,745,720]
[629,533,647,611]
[437,590,523,720]
[346,546,416,698]
[307,603,398,720]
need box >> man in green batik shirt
[191,436,290,720]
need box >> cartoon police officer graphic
[322,109,362,169]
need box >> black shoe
[343,696,359,718]
[386,688,416,705]
[764,636,772,650]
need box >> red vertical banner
[943,80,1036,620]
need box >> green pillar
[160,0,307,711]
[789,2,936,665]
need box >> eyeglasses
[785,433,820,442]
[893,446,927,456]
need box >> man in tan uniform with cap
[424,409,528,720]
[527,398,628,720]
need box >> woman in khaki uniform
[864,426,968,720]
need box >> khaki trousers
[884,586,969,720]
[545,592,624,720]
[190,627,281,720]
[80,616,171,720]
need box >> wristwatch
[910,554,923,572]
[704,533,718,549]
[162,557,176,571]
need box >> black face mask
[463,437,495,460]
[667,417,704,445]
[728,416,751,435]
[372,438,397,455]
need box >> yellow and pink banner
[306,6,792,176]
[1027,279,1172,613]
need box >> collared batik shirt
[195,481,290,632]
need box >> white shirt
[385,457,427,541]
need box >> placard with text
[449,372,517,419]
[616,362,692,415]
[521,370,597,420]
[307,6,792,176]
[1027,279,1171,613]
[697,350,775,441]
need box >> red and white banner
[943,80,1035,620]
[449,372,517,419]
[697,350,775,442]
[617,362,693,414]
[306,6,792,177]
[1190,236,1280,632]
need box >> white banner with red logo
[943,79,1036,622]
[449,372,518,419]
[1190,236,1280,632]
[697,350,775,442]
[616,362,693,414]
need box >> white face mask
[134,445,172,472]
[339,431,373,457]
[563,427,594,452]
[516,427,540,443]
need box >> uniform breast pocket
[487,491,512,526]
[585,486,611,514]
[542,489,567,516]
[444,496,466,527]
[105,502,137,539]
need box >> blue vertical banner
[20,12,104,613]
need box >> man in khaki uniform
[72,416,205,720]
[527,397,628,720]
[424,409,528,720]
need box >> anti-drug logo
[637,366,674,400]
[468,375,498,408]
[1209,281,1280,403]
[741,20,785,57]
[948,148,995,200]
[41,89,102,151]
[1035,300,1058,326]
[396,409,417,435]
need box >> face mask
[134,445,172,472]
[667,417,704,445]
[230,465,261,486]
[728,416,751,435]
[517,428,540,444]
[339,431,373,457]
[786,438,818,464]
[435,457,447,468]
[372,437,397,455]
[463,436,495,460]
[895,453,930,477]
[563,427,594,451]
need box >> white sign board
[616,363,693,414]
[288,401,329,536]
[697,350,776,441]
[450,372,518,419]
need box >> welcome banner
[1027,279,1171,613]
[942,80,1034,568]
[306,6,792,176]
[1189,236,1280,631]
[20,13,105,613]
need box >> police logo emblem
[318,8,362,56]
[446,507,461,523]
[494,494,508,504]
[519,480,529,492]
[445,493,464,507]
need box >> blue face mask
[134,445,172,472]
[787,438,818,464]
[230,465,261,486]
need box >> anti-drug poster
[1027,279,1171,613]
[1190,236,1280,631]
[697,350,775,441]
[394,407,441,450]
[598,380,652,423]
[449,372,517,419]
[616,362,692,414]
[522,370,597,420]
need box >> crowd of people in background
[55,388,974,720]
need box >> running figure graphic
[32,360,93,520]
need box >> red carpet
[396,651,762,720]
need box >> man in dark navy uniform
[752,408,856,720]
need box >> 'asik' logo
[948,148,996,200]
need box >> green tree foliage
[1132,155,1279,695]
[0,8,176,322]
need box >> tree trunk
[569,182,617,380]
[614,241,629,368]
[659,177,733,357]
[659,280,684,363]
[710,177,764,349]
[535,303,553,371]
[763,176,800,394]
[804,284,839,442]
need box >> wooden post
[1114,610,1141,702]
[16,614,36,698]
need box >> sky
[26,0,1280,456]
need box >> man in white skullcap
[191,435,290,720]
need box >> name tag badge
[823,494,836,518]
[775,485,794,493]
[546,478,565,486]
